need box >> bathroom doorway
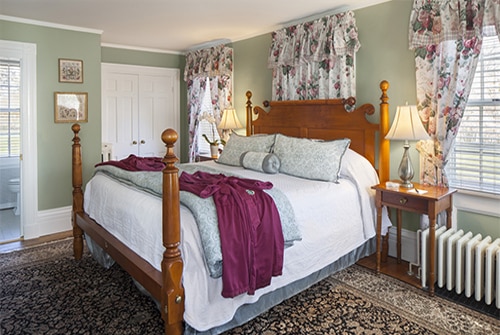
[0,58,22,243]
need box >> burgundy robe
[179,171,284,298]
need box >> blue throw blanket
[93,163,301,278]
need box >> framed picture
[54,92,88,123]
[58,58,83,83]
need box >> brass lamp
[385,104,430,188]
[218,107,242,142]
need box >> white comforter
[84,149,391,332]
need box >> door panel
[102,73,139,160]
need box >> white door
[102,64,180,160]
[138,73,178,157]
[102,72,139,160]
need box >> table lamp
[218,107,242,143]
[385,104,430,188]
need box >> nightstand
[371,182,456,296]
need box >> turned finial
[161,128,178,145]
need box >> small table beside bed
[71,80,393,335]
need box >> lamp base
[399,180,414,188]
[398,142,415,189]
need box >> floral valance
[409,0,500,49]
[184,44,233,81]
[268,10,360,68]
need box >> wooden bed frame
[71,80,391,335]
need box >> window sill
[453,188,500,218]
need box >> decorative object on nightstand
[218,107,242,143]
[385,104,429,188]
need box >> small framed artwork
[54,92,88,123]
[58,58,83,83]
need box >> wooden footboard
[71,126,184,335]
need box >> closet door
[102,72,139,159]
[138,72,178,157]
[102,63,180,160]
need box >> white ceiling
[0,0,390,53]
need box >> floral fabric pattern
[268,11,360,101]
[184,45,233,162]
[409,0,499,186]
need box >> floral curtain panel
[184,44,233,162]
[268,11,360,101]
[409,0,499,186]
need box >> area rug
[1,239,498,335]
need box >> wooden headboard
[245,81,390,182]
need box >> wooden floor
[357,253,422,289]
[0,230,73,253]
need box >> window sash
[0,60,21,158]
[447,35,500,194]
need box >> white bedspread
[84,149,391,332]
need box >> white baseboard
[23,206,72,240]
[386,227,418,264]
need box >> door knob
[132,140,137,145]
[140,140,145,144]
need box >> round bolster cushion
[240,151,281,174]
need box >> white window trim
[453,189,500,218]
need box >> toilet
[7,178,20,216]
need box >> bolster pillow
[240,151,281,174]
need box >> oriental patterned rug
[1,239,498,335]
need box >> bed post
[160,128,184,335]
[71,124,84,260]
[379,80,390,183]
[246,90,253,136]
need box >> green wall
[1,19,102,211]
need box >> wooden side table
[372,182,456,296]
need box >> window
[197,78,221,156]
[0,60,21,158]
[447,35,500,195]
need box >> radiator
[420,227,500,309]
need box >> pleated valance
[184,44,233,81]
[268,11,360,69]
[409,0,499,49]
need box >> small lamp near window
[218,107,242,143]
[385,104,430,188]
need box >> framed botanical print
[58,58,83,83]
[54,92,88,123]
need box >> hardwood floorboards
[0,230,73,253]
[357,254,422,289]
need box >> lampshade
[385,105,429,141]
[218,108,242,130]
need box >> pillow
[217,133,275,166]
[240,151,281,174]
[272,134,351,182]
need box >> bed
[71,80,392,335]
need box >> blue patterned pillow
[217,133,275,166]
[273,134,351,182]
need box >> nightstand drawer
[382,192,427,212]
